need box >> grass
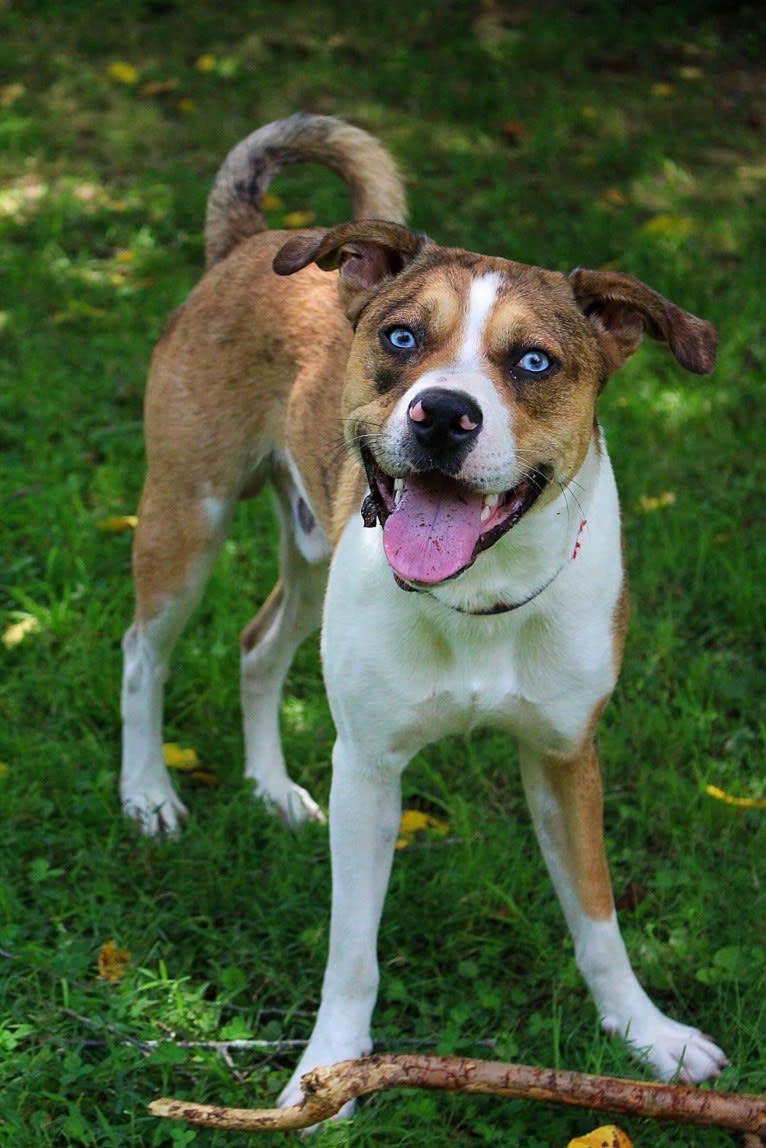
[1,1,765,1144]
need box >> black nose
[408,388,483,453]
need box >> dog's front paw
[260,781,326,828]
[121,786,188,837]
[278,1036,370,1131]
[603,1010,729,1084]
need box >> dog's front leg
[519,739,728,1083]
[278,738,404,1115]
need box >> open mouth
[361,448,549,586]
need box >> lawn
[1,1,765,1145]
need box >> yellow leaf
[162,742,200,771]
[0,762,9,778]
[106,61,140,86]
[1,82,25,107]
[650,82,674,98]
[97,939,131,982]
[396,809,450,849]
[177,98,196,114]
[98,514,138,533]
[638,490,676,512]
[262,191,284,211]
[282,210,315,229]
[641,214,694,240]
[679,65,703,80]
[2,616,41,649]
[195,54,218,72]
[568,1125,634,1148]
[705,785,766,810]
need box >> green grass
[1,1,765,1144]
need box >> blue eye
[517,350,551,374]
[384,326,418,352]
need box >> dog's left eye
[517,350,552,374]
[382,326,418,352]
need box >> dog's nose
[407,388,483,452]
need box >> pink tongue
[382,473,484,584]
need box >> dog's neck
[408,550,574,615]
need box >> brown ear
[569,267,717,375]
[273,221,428,321]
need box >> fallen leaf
[615,880,648,912]
[106,61,140,86]
[191,770,220,787]
[195,54,218,72]
[501,120,525,145]
[705,784,766,810]
[2,616,41,648]
[282,210,315,229]
[98,514,138,533]
[97,939,132,982]
[139,79,181,99]
[641,214,694,240]
[162,743,200,771]
[0,762,9,778]
[0,82,25,107]
[177,98,196,114]
[568,1125,634,1148]
[650,82,674,98]
[262,191,284,211]
[638,490,676,512]
[396,809,450,849]
[598,188,629,207]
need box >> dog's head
[274,222,716,588]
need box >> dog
[120,113,728,1109]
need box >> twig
[149,1053,766,1139]
[60,1007,493,1056]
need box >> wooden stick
[149,1053,766,1138]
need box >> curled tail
[204,112,407,269]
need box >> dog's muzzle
[360,444,550,587]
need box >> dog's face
[275,223,716,587]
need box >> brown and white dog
[120,113,728,1107]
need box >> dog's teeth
[480,505,491,523]
[483,493,499,509]
[394,478,405,493]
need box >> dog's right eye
[382,326,418,352]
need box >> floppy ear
[569,267,717,375]
[273,221,428,322]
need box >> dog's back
[122,115,407,835]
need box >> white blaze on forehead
[382,267,519,491]
[458,272,503,365]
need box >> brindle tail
[204,112,408,269]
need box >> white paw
[260,781,326,828]
[604,1011,729,1083]
[121,787,188,837]
[278,1037,369,1128]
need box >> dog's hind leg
[519,739,729,1083]
[121,482,233,836]
[239,480,328,825]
